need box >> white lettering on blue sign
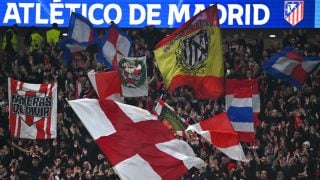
[2,2,271,27]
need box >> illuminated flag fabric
[67,12,97,43]
[284,1,304,26]
[154,98,187,131]
[262,47,320,88]
[87,70,123,102]
[226,87,255,143]
[118,56,148,97]
[8,78,57,139]
[186,112,246,161]
[68,99,205,180]
[154,5,224,99]
[226,79,260,128]
[59,12,97,64]
[98,23,132,69]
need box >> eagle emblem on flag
[284,0,304,26]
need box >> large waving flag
[186,112,246,161]
[154,98,187,131]
[58,12,97,64]
[8,78,57,139]
[68,99,205,180]
[98,23,132,69]
[226,87,255,143]
[154,5,224,99]
[262,47,320,88]
[87,70,123,102]
[226,79,260,128]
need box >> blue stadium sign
[0,0,318,28]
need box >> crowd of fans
[0,24,320,180]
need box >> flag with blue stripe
[226,86,255,143]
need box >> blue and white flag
[262,47,320,88]
[97,23,132,69]
[67,12,97,43]
[59,12,98,63]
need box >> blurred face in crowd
[261,170,268,179]
[271,109,278,117]
[276,171,284,180]
[0,164,6,175]
[32,158,40,167]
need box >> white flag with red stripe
[68,99,205,180]
[8,78,57,139]
[186,112,246,161]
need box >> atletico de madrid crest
[176,29,210,74]
[284,0,304,26]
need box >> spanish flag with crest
[154,4,224,99]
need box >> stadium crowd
[0,24,320,180]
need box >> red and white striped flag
[186,112,246,161]
[68,99,205,180]
[8,78,57,139]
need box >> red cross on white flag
[68,99,205,180]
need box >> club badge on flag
[262,47,320,88]
[68,99,205,180]
[284,1,304,26]
[8,78,57,139]
[98,23,132,69]
[118,56,148,97]
[154,99,187,131]
[154,5,224,99]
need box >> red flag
[187,112,246,161]
[68,99,205,180]
[87,70,123,101]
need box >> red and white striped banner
[8,78,57,139]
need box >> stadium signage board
[0,0,317,28]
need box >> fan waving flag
[154,5,224,99]
[226,87,255,143]
[186,112,246,161]
[226,79,261,128]
[68,99,205,180]
[154,98,187,131]
[58,12,97,64]
[87,70,123,102]
[8,78,57,139]
[262,47,320,88]
[98,23,132,69]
